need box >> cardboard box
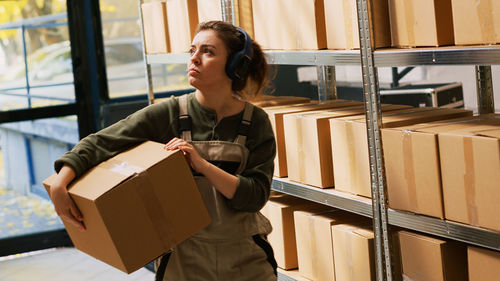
[252,0,326,50]
[388,0,454,47]
[398,231,468,281]
[468,246,500,281]
[197,0,254,38]
[43,141,211,273]
[383,115,498,219]
[451,0,500,45]
[324,0,390,49]
[331,107,473,198]
[166,0,198,53]
[293,207,333,280]
[261,195,328,270]
[284,104,408,188]
[332,224,375,281]
[439,124,500,231]
[142,1,170,54]
[250,95,311,108]
[264,100,361,177]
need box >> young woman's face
[188,30,231,90]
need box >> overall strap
[178,94,192,141]
[234,102,254,146]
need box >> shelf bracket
[475,65,495,114]
[316,65,337,101]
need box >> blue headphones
[225,26,252,82]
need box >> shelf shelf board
[388,209,500,251]
[277,269,308,281]
[146,53,190,64]
[271,178,373,218]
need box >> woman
[48,21,277,281]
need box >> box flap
[474,128,500,138]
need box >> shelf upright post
[356,0,392,280]
[137,0,155,105]
[475,65,495,114]
[316,65,337,101]
[221,0,236,24]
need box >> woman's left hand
[164,137,208,173]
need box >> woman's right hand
[49,165,85,231]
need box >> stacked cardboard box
[142,1,170,54]
[468,246,500,281]
[249,95,311,108]
[331,107,472,198]
[451,0,500,45]
[43,141,211,273]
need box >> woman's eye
[204,49,213,55]
[189,48,196,55]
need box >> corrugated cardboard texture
[439,123,500,231]
[264,100,360,178]
[399,231,467,281]
[324,0,390,49]
[166,0,198,53]
[332,224,375,281]
[468,246,500,281]
[332,107,471,198]
[252,0,326,50]
[261,195,328,270]
[43,141,210,273]
[452,0,500,45]
[389,0,454,47]
[142,2,170,54]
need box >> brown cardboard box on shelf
[293,207,334,280]
[142,1,170,54]
[165,0,198,53]
[439,124,500,232]
[332,224,375,281]
[398,231,468,281]
[468,246,500,281]
[261,194,329,270]
[388,0,454,47]
[250,95,311,108]
[197,0,255,38]
[43,141,211,274]
[451,0,500,45]
[252,0,326,50]
[284,104,408,188]
[383,114,498,219]
[324,0,390,49]
[264,100,361,178]
[331,107,473,198]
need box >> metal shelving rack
[138,0,498,280]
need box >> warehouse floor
[0,248,155,281]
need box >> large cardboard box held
[451,0,500,45]
[284,104,408,188]
[388,0,454,47]
[264,100,361,178]
[43,141,211,273]
[331,107,472,198]
[252,0,326,50]
[468,246,500,281]
[439,124,500,232]
[324,0,391,49]
[332,224,375,281]
[197,0,255,38]
[383,115,497,219]
[398,231,468,281]
[142,2,170,54]
[261,194,328,270]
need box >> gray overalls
[156,94,277,281]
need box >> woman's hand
[49,165,85,231]
[164,137,209,174]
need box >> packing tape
[463,137,479,226]
[135,172,176,250]
[346,121,357,190]
[101,159,143,177]
[296,115,306,182]
[346,230,354,281]
[402,274,416,281]
[403,0,416,47]
[343,0,354,49]
[402,130,418,210]
[477,0,496,44]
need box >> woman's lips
[188,68,199,76]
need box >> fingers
[164,138,189,151]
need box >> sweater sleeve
[54,98,179,178]
[227,107,276,212]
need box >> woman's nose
[190,50,201,65]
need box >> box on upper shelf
[451,0,500,45]
[197,0,254,38]
[324,0,391,50]
[252,0,326,50]
[388,0,454,47]
[142,1,170,54]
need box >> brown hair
[196,21,271,100]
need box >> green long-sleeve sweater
[55,93,276,212]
